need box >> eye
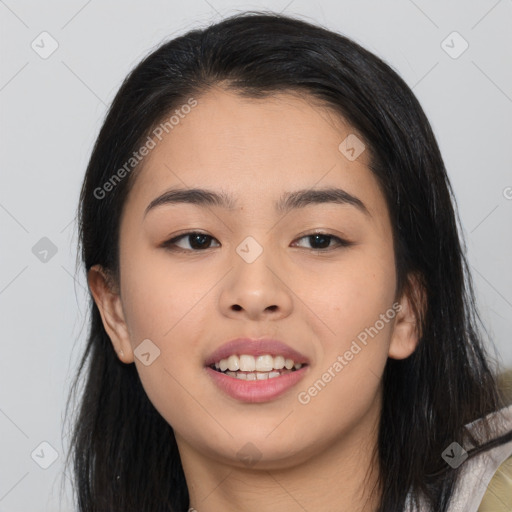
[161,231,352,253]
[291,232,353,251]
[161,232,220,252]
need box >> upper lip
[205,338,310,367]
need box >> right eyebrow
[144,187,237,218]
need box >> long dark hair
[64,11,512,512]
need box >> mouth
[205,338,310,403]
[209,354,306,381]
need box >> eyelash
[161,231,353,253]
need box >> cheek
[119,244,209,341]
[117,246,215,412]
[295,260,396,439]
[118,262,207,429]
[312,244,397,339]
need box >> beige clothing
[404,403,512,511]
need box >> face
[90,87,419,470]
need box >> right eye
[161,232,221,252]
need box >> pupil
[310,234,330,249]
[190,234,210,249]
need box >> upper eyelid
[292,233,352,249]
[164,232,220,248]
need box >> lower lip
[205,366,308,403]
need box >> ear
[388,273,425,360]
[87,264,134,364]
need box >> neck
[177,398,382,512]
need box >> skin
[88,87,422,512]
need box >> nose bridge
[233,233,278,296]
[219,234,292,319]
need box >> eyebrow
[144,186,371,218]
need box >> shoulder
[405,400,512,512]
[479,370,512,510]
[447,403,512,512]
[478,453,512,511]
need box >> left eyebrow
[144,186,371,218]
[276,187,371,217]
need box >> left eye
[292,233,351,250]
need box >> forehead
[163,87,358,167]
[122,87,387,222]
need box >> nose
[218,244,293,322]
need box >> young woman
[65,11,512,512]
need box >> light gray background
[1,1,511,510]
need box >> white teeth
[239,355,256,372]
[227,355,240,371]
[223,370,288,380]
[273,355,285,369]
[215,354,304,373]
[255,355,274,372]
